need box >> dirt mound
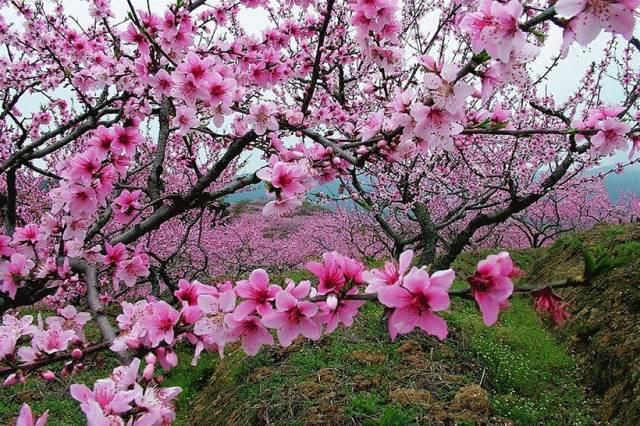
[526,223,640,424]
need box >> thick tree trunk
[414,202,438,267]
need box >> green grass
[446,298,594,424]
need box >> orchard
[0,0,639,424]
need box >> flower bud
[143,364,155,381]
[3,373,19,387]
[40,370,56,381]
[71,349,83,360]
[145,352,157,365]
[326,294,338,310]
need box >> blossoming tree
[0,0,639,423]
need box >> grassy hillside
[526,223,640,424]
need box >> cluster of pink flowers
[1,306,91,386]
[350,0,402,70]
[257,156,313,216]
[572,106,632,156]
[52,124,141,220]
[105,249,523,373]
[103,243,150,291]
[71,357,181,425]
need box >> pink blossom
[424,64,474,114]
[246,103,279,135]
[555,0,639,45]
[71,379,137,418]
[378,267,454,340]
[257,161,309,198]
[140,301,180,347]
[32,322,76,354]
[15,403,48,426]
[363,249,413,293]
[1,253,35,299]
[134,385,181,425]
[104,243,127,267]
[114,253,150,289]
[306,252,346,295]
[111,125,141,157]
[193,290,236,355]
[317,290,365,333]
[110,358,141,390]
[172,106,199,135]
[150,69,174,99]
[532,287,571,325]
[225,315,274,355]
[63,184,98,217]
[13,224,42,246]
[112,190,143,224]
[233,269,280,320]
[261,286,321,347]
[459,0,525,62]
[46,305,91,335]
[467,252,520,326]
[68,148,103,183]
[410,103,463,151]
[591,117,631,156]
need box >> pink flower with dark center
[172,106,199,135]
[32,322,76,354]
[246,103,279,135]
[104,243,127,267]
[459,0,525,62]
[257,160,309,198]
[424,64,474,114]
[363,249,413,293]
[114,253,149,289]
[591,117,631,155]
[233,269,280,320]
[225,314,274,356]
[306,252,346,295]
[261,286,321,347]
[1,253,35,299]
[316,289,365,333]
[467,252,520,326]
[378,267,454,340]
[111,125,141,157]
[112,190,143,224]
[68,148,103,183]
[13,224,42,246]
[64,185,98,216]
[140,301,180,347]
[71,378,137,417]
[150,69,173,99]
[88,126,115,157]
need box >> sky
[4,1,638,171]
